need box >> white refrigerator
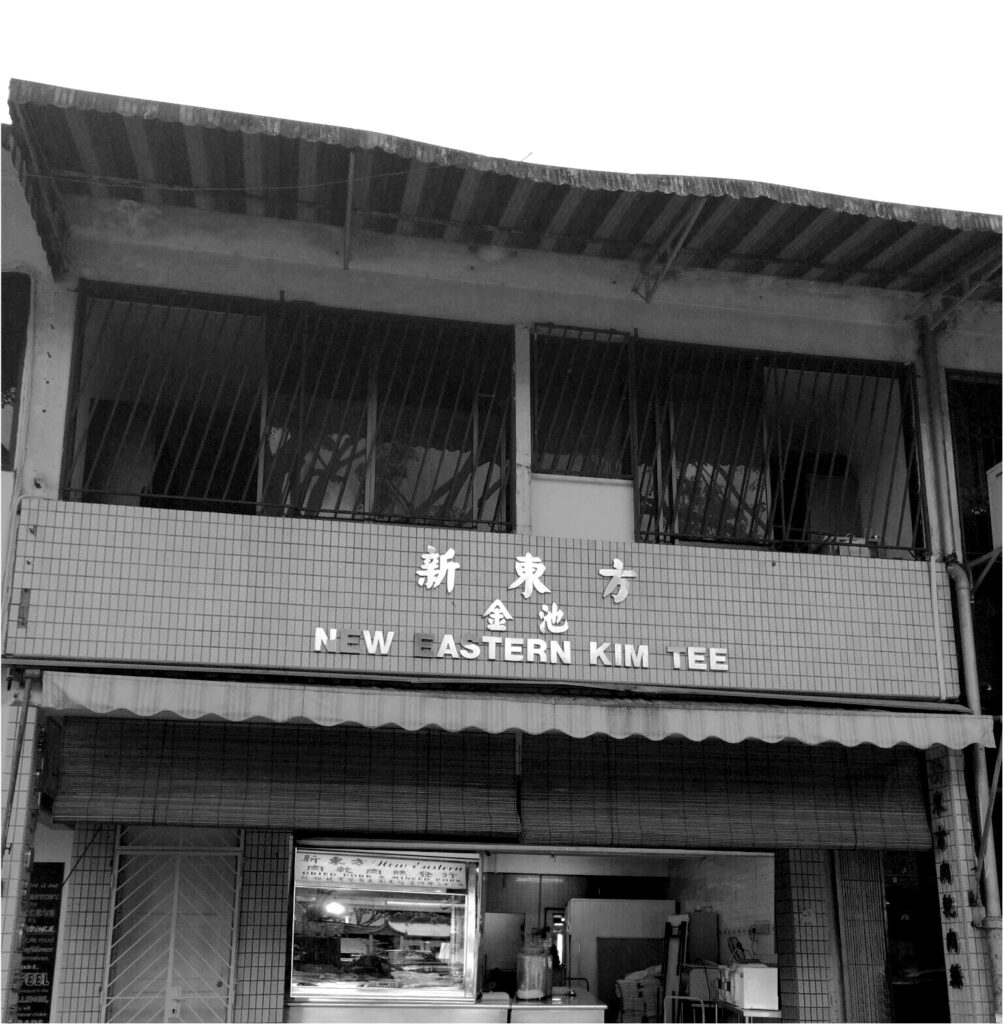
[563,899,677,1010]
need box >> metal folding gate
[103,827,242,1023]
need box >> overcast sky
[3,0,1000,215]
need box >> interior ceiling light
[323,899,347,916]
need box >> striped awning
[39,671,995,750]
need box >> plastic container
[515,940,552,1000]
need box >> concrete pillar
[925,746,999,1021]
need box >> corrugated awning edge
[38,671,996,751]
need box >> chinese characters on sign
[313,544,730,676]
[295,851,468,889]
[508,552,551,598]
[416,545,460,593]
[598,558,637,604]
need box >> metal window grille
[2,272,31,471]
[63,283,514,530]
[532,325,927,555]
[531,326,632,478]
[946,373,1002,559]
[103,827,242,1024]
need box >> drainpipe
[1,670,33,858]
[920,321,1002,1003]
[945,560,1002,924]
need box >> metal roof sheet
[6,79,1002,303]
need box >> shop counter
[509,991,606,1022]
[286,995,510,1022]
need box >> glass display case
[290,849,479,1003]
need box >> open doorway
[885,851,949,1023]
[481,849,775,1022]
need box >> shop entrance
[481,849,775,1023]
[885,851,949,1024]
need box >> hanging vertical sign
[15,862,63,1022]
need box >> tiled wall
[775,850,839,1023]
[670,855,776,963]
[51,824,115,1022]
[1,690,41,1019]
[925,746,998,1022]
[233,831,291,1023]
[7,500,956,700]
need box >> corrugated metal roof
[6,79,1002,303]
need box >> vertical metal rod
[343,151,355,272]
[255,305,308,508]
[536,330,580,472]
[462,345,508,524]
[79,297,158,494]
[405,323,464,515]
[100,829,123,1021]
[204,312,260,503]
[657,344,680,540]
[165,302,229,496]
[155,303,220,498]
[291,312,352,512]
[130,302,202,496]
[65,295,130,492]
[475,334,515,527]
[711,352,764,540]
[440,336,496,520]
[852,374,881,539]
[465,341,508,524]
[900,372,929,552]
[219,316,269,504]
[181,305,258,501]
[328,316,385,516]
[799,360,841,545]
[239,315,282,507]
[833,370,872,536]
[813,367,856,537]
[280,310,337,509]
[975,746,1002,897]
[419,332,475,517]
[691,348,730,537]
[631,339,662,540]
[671,343,713,536]
[0,681,32,860]
[868,377,901,546]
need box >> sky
[2,0,1000,216]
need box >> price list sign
[16,862,63,1022]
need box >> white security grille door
[104,828,242,1023]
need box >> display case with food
[289,849,479,1005]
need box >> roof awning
[38,672,995,751]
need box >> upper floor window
[63,283,514,530]
[2,272,31,472]
[946,372,1001,560]
[532,325,927,556]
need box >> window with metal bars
[946,372,1001,716]
[63,283,514,529]
[532,325,927,555]
[2,272,31,472]
[946,373,1001,560]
